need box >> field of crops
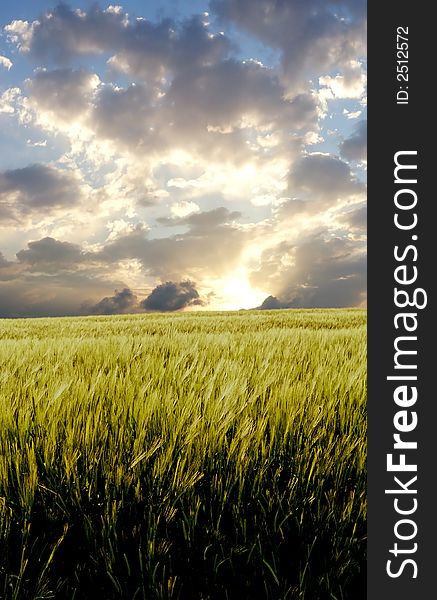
[0,309,366,599]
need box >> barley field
[0,309,366,599]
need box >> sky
[0,1,367,317]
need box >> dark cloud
[103,228,244,280]
[16,237,83,271]
[27,68,98,121]
[211,0,366,84]
[0,281,76,318]
[274,153,366,222]
[0,237,129,317]
[91,82,158,150]
[6,6,233,77]
[0,164,85,222]
[0,232,208,315]
[110,13,235,80]
[257,295,283,310]
[251,232,366,308]
[165,59,319,133]
[289,153,364,201]
[339,120,367,162]
[7,4,129,64]
[7,2,366,89]
[0,252,20,282]
[142,280,205,312]
[87,287,138,315]
[0,271,124,318]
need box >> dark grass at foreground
[0,309,366,599]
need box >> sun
[206,273,268,311]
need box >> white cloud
[0,88,22,114]
[343,109,362,119]
[303,131,323,145]
[106,219,139,242]
[319,61,366,100]
[170,201,200,218]
[0,55,13,70]
[4,20,33,51]
[26,139,47,147]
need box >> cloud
[273,198,307,219]
[319,60,366,100]
[8,6,319,164]
[0,164,87,223]
[339,120,367,162]
[257,295,283,310]
[0,87,22,115]
[141,280,205,311]
[27,68,100,123]
[170,200,200,218]
[0,275,121,318]
[338,202,367,232]
[289,153,364,202]
[107,13,234,81]
[0,252,19,282]
[0,252,10,268]
[343,109,362,120]
[165,59,319,134]
[5,6,233,77]
[15,237,84,270]
[0,55,13,70]
[5,5,129,63]
[1,2,367,316]
[0,234,210,317]
[270,152,366,225]
[211,0,366,85]
[251,232,366,308]
[87,287,138,315]
[96,207,246,280]
[157,206,241,229]
[0,236,131,318]
[27,139,47,147]
[86,59,316,162]
[90,82,169,154]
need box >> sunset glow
[0,1,367,317]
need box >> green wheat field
[0,309,366,599]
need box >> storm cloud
[0,164,86,223]
[252,233,366,308]
[142,280,205,312]
[87,287,139,315]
